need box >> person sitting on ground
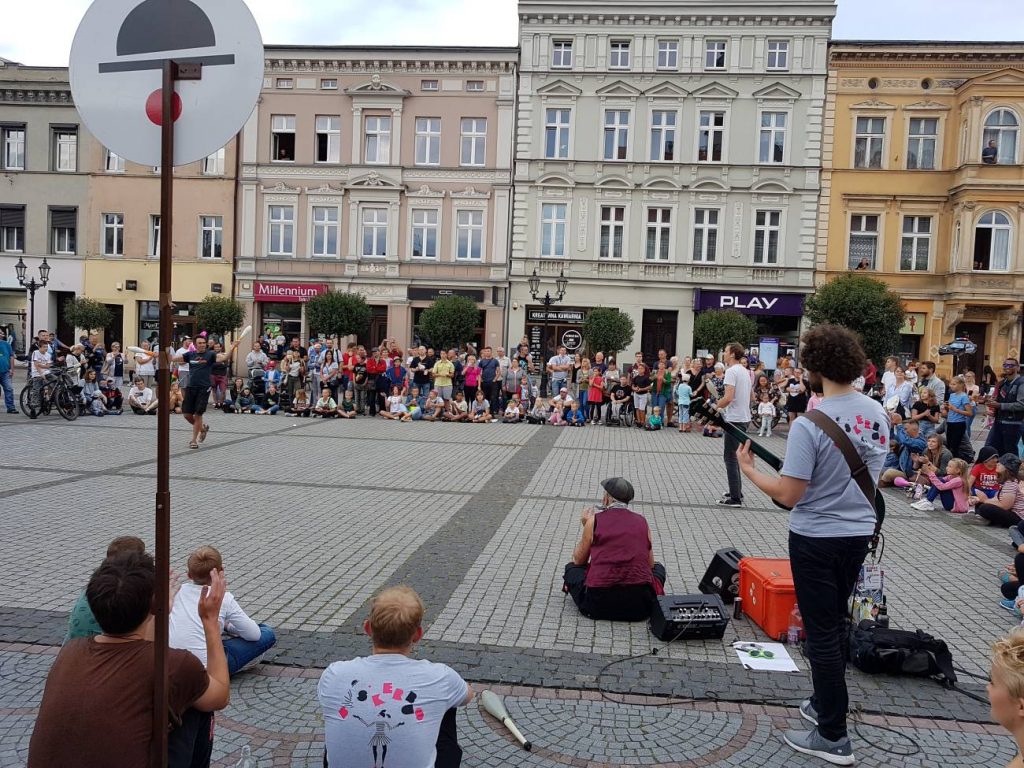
[235,387,257,414]
[100,378,123,414]
[261,383,281,415]
[28,551,230,768]
[563,478,666,621]
[985,629,1024,768]
[383,385,410,421]
[170,546,276,676]
[645,405,663,431]
[443,391,469,422]
[66,536,147,641]
[168,381,184,415]
[527,397,550,425]
[973,446,1003,504]
[503,395,523,423]
[879,416,926,486]
[127,377,157,415]
[913,457,971,514]
[550,386,573,417]
[565,400,586,427]
[318,586,474,768]
[289,389,311,417]
[407,386,427,420]
[314,388,338,418]
[470,390,492,423]
[423,389,445,421]
[338,389,357,419]
[224,376,245,412]
[967,454,1024,527]
[80,369,108,416]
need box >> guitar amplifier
[699,548,744,604]
[649,594,730,641]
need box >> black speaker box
[699,548,744,603]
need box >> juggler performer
[168,335,240,449]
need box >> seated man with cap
[563,477,666,621]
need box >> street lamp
[528,268,568,397]
[14,257,49,360]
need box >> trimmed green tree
[804,274,905,364]
[693,309,758,357]
[582,307,634,358]
[195,295,246,340]
[417,295,479,350]
[63,297,113,334]
[304,290,372,340]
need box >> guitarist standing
[736,325,888,766]
[714,342,752,507]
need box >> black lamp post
[528,268,568,397]
[15,257,49,360]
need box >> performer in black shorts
[168,335,240,448]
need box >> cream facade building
[510,0,835,363]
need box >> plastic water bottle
[787,605,803,645]
[234,746,256,768]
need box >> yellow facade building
[819,43,1024,376]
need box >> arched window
[983,109,1019,165]
[973,211,1012,271]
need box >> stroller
[248,367,268,408]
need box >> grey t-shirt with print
[781,391,888,538]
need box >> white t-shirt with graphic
[319,654,469,768]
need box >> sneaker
[1000,599,1023,617]
[911,499,936,512]
[999,568,1014,584]
[1011,528,1024,549]
[716,498,742,507]
[6,409,17,414]
[238,653,267,673]
[782,728,855,766]
[799,699,819,726]
[961,512,989,526]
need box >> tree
[417,295,479,350]
[693,310,758,357]
[304,290,372,340]
[63,297,113,335]
[582,307,634,358]
[804,274,905,364]
[194,295,246,339]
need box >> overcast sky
[2,0,1023,67]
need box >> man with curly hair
[736,324,888,766]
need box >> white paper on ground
[732,642,800,672]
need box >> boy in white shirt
[503,396,523,423]
[169,546,276,676]
[128,376,158,414]
[757,392,777,437]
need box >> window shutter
[0,206,25,228]
[50,208,77,229]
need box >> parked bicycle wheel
[19,384,33,418]
[55,385,78,421]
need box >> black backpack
[848,619,957,686]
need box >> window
[460,118,486,166]
[657,40,679,70]
[268,205,294,256]
[311,207,339,258]
[767,40,789,70]
[102,213,124,256]
[705,40,727,70]
[53,128,77,172]
[540,203,567,258]
[692,209,719,262]
[600,206,625,259]
[603,110,629,161]
[50,208,76,255]
[907,118,938,170]
[1,126,25,170]
[983,109,1019,165]
[0,206,25,253]
[275,78,293,89]
[421,79,439,91]
[698,111,725,162]
[848,214,879,270]
[456,210,484,260]
[364,116,391,164]
[320,78,338,89]
[899,216,931,271]
[645,208,672,261]
[753,210,781,264]
[314,116,341,164]
[552,40,573,69]
[974,211,1012,271]
[415,118,441,166]
[202,147,225,175]
[466,80,484,92]
[650,110,676,162]
[361,208,388,257]
[854,117,885,169]
[200,215,223,259]
[105,149,125,173]
[545,108,571,159]
[271,115,296,162]
[759,112,787,164]
[149,214,161,257]
[411,209,439,259]
[610,40,631,70]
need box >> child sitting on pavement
[338,390,357,419]
[503,396,523,423]
[314,388,338,418]
[423,389,445,421]
[645,405,663,431]
[914,457,971,513]
[565,402,585,427]
[527,397,550,425]
[289,389,311,417]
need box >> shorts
[633,393,649,412]
[678,409,690,424]
[183,386,211,416]
[978,487,999,499]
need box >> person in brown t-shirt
[28,551,231,768]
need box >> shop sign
[694,289,805,317]
[562,330,582,350]
[253,281,328,303]
[527,308,585,324]
[408,287,486,303]
[900,313,926,336]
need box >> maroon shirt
[584,506,654,589]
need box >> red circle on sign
[145,89,183,126]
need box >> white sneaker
[911,500,936,511]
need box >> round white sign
[562,330,582,351]
[69,0,263,167]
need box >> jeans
[723,421,748,501]
[925,485,956,511]
[563,562,666,621]
[944,420,967,458]
[355,385,369,414]
[986,421,1024,457]
[223,624,277,676]
[789,531,870,742]
[651,392,667,412]
[167,708,213,768]
[0,369,13,411]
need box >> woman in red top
[587,370,604,424]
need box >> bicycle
[19,366,80,421]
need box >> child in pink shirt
[923,458,971,513]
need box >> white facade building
[510,0,836,363]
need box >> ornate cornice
[0,87,73,105]
[264,58,515,75]
[521,14,831,28]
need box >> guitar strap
[803,409,884,546]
